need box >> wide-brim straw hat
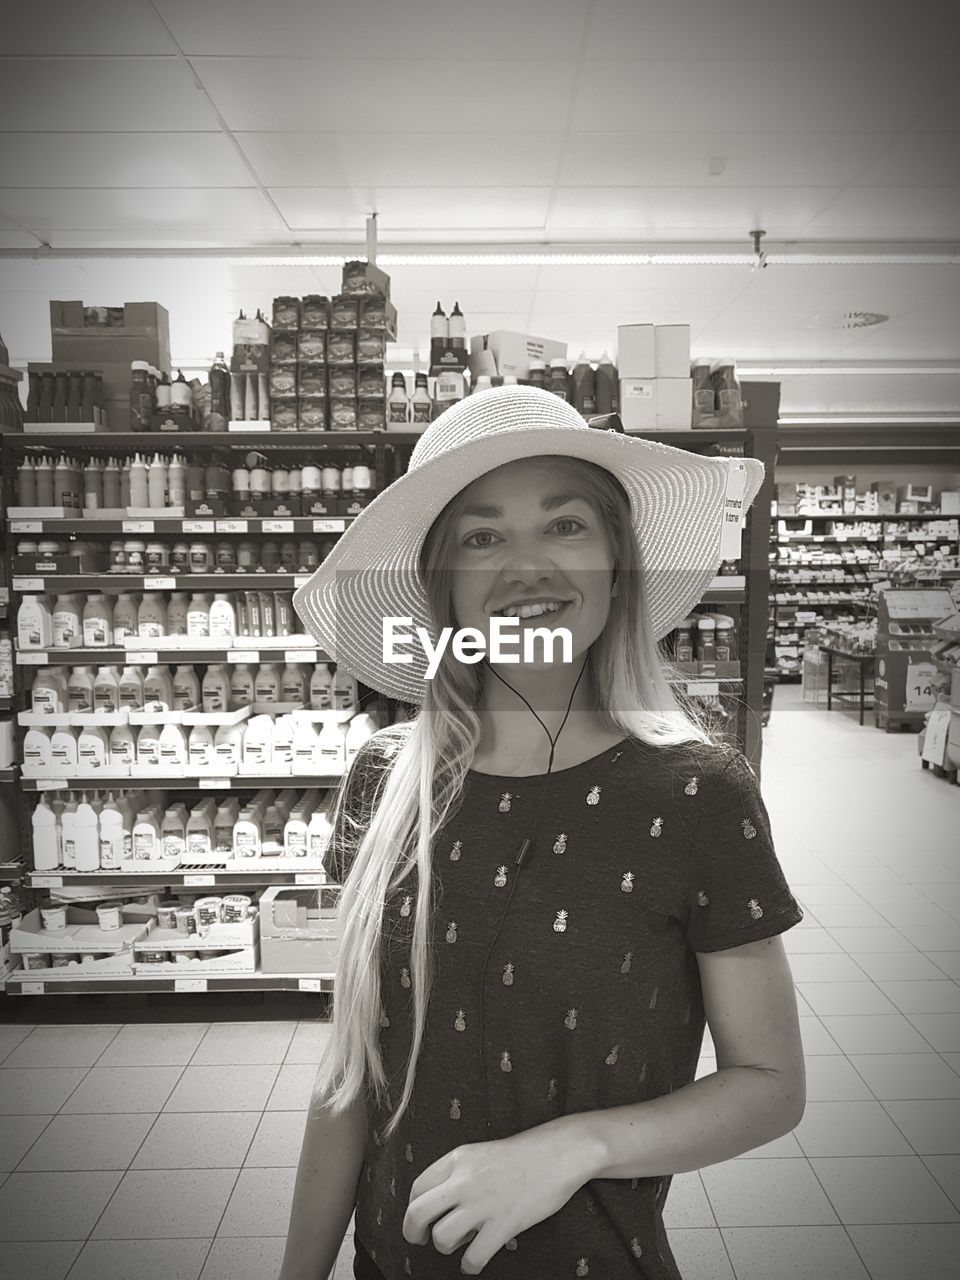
[293,384,765,703]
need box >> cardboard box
[50,301,170,371]
[654,325,691,377]
[341,259,392,299]
[869,482,897,514]
[899,484,933,504]
[617,324,656,378]
[10,903,154,955]
[741,381,781,428]
[619,378,656,432]
[654,377,693,430]
[469,330,567,380]
[359,295,398,338]
[258,884,340,974]
[942,492,960,515]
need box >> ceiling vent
[804,311,890,331]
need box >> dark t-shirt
[324,724,803,1280]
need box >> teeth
[500,601,565,619]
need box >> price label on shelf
[175,978,208,992]
[143,577,175,591]
[263,519,294,533]
[313,518,346,533]
[184,873,216,886]
[11,520,42,533]
[216,519,248,533]
[33,874,64,888]
[21,981,45,995]
[36,779,69,790]
[285,650,315,663]
[182,519,215,533]
[13,578,44,592]
[198,778,231,790]
[298,977,325,992]
[18,652,49,665]
[136,652,159,665]
[123,520,154,533]
[294,575,311,589]
[686,681,720,697]
[227,650,259,663]
[295,872,325,885]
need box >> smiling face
[447,457,618,673]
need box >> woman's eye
[463,530,496,549]
[553,517,586,535]
[463,518,586,549]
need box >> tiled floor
[0,684,958,1279]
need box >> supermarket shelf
[777,512,958,522]
[0,862,25,882]
[27,865,331,888]
[0,696,13,711]
[4,969,337,995]
[20,774,343,792]
[7,516,352,535]
[16,644,327,665]
[0,768,17,784]
[772,578,879,588]
[11,573,315,592]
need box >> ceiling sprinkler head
[750,229,767,271]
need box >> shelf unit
[2,419,775,998]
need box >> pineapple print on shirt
[554,909,568,932]
[499,792,513,813]
[684,776,699,796]
[449,839,462,861]
[554,832,568,854]
[742,817,757,840]
[586,785,601,805]
[620,871,634,893]
[650,816,663,838]
[494,865,508,888]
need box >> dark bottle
[209,351,230,423]
[66,371,83,423]
[52,372,69,422]
[130,361,152,431]
[25,371,41,422]
[80,372,98,422]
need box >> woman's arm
[561,934,806,1179]
[278,1087,367,1280]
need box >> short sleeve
[321,726,408,884]
[686,747,804,953]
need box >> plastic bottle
[233,807,262,858]
[271,715,295,768]
[261,804,284,856]
[130,362,153,431]
[167,452,186,506]
[77,725,109,774]
[292,720,319,772]
[307,662,333,709]
[202,663,230,713]
[387,372,410,428]
[411,373,432,426]
[209,352,230,424]
[161,805,187,861]
[284,804,311,858]
[112,592,140,643]
[18,594,53,649]
[696,615,717,663]
[32,795,61,871]
[133,809,160,861]
[34,454,54,506]
[129,453,149,506]
[187,593,210,638]
[214,722,244,769]
[119,459,132,508]
[307,809,333,863]
[448,301,466,350]
[67,665,95,714]
[158,722,188,769]
[82,594,113,647]
[281,662,307,706]
[188,724,215,769]
[228,663,256,709]
[214,800,237,856]
[52,372,69,422]
[70,793,100,871]
[50,725,79,772]
[171,541,190,574]
[98,793,125,869]
[52,593,82,648]
[548,357,569,400]
[209,593,237,639]
[333,669,358,714]
[109,721,136,768]
[254,663,281,704]
[317,719,346,772]
[51,455,71,509]
[18,457,37,505]
[344,713,377,764]
[137,593,168,639]
[101,457,120,508]
[23,726,54,773]
[143,664,174,712]
[242,715,273,767]
[31,668,67,715]
[83,457,102,510]
[172,664,200,711]
[93,666,120,713]
[167,591,189,636]
[570,352,596,415]
[118,666,145,710]
[594,352,618,415]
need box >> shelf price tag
[198,778,231,790]
[33,874,64,888]
[295,872,325,885]
[294,575,311,589]
[263,519,294,533]
[285,650,316,662]
[13,578,45,592]
[175,978,208,992]
[298,977,326,991]
[313,518,346,533]
[687,680,721,696]
[11,520,42,533]
[123,520,154,533]
[184,873,216,886]
[21,981,45,995]
[143,577,175,590]
[217,519,248,533]
[136,651,159,665]
[36,779,69,790]
[227,649,259,663]
[18,652,49,665]
[182,519,215,533]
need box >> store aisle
[0,689,958,1280]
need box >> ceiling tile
[0,59,222,131]
[0,228,43,249]
[852,133,960,186]
[3,0,176,54]
[237,132,565,188]
[157,0,589,58]
[546,186,840,236]
[192,57,575,132]
[803,186,960,236]
[0,133,254,189]
[558,131,893,189]
[270,187,552,233]
[0,188,286,234]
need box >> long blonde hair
[312,455,718,1131]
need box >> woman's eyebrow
[461,493,588,519]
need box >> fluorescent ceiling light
[741,363,960,376]
[779,414,960,425]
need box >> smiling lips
[492,599,572,620]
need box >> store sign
[904,661,937,713]
[921,702,952,766]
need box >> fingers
[427,1207,479,1256]
[402,1181,457,1246]
[459,1221,507,1275]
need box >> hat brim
[293,427,764,703]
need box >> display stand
[874,587,955,732]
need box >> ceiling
[1,0,958,420]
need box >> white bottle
[99,793,125,870]
[187,592,211,638]
[254,662,281,704]
[333,669,358,715]
[344,713,377,764]
[137,722,161,767]
[67,665,95,714]
[208,593,237,639]
[284,804,310,859]
[112,592,140,643]
[50,725,79,772]
[17,594,53,649]
[160,804,187,861]
[118,665,145,710]
[230,663,256,709]
[262,804,284,856]
[309,662,334,709]
[109,721,136,768]
[82,593,113,647]
[73,793,100,871]
[137,593,168,639]
[52,593,82,648]
[158,722,188,769]
[167,591,189,635]
[147,453,167,507]
[172,664,200,711]
[77,724,109,772]
[317,719,346,772]
[186,801,214,860]
[233,807,261,859]
[23,726,53,773]
[61,796,79,869]
[143,664,174,712]
[307,809,333,864]
[271,714,295,767]
[93,665,120,713]
[202,663,230,713]
[214,721,244,769]
[242,714,273,767]
[32,794,61,870]
[188,723,215,769]
[132,809,160,862]
[281,662,307,706]
[292,719,319,772]
[31,669,66,715]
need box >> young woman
[281,385,805,1280]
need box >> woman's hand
[401,1119,589,1274]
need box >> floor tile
[61,1066,184,1114]
[721,1225,870,1280]
[284,1020,332,1064]
[131,1112,259,1170]
[899,926,960,952]
[811,1155,960,1224]
[811,903,891,928]
[0,1068,89,1115]
[819,1014,934,1055]
[847,1224,960,1280]
[0,1025,35,1064]
[931,953,960,980]
[827,927,918,953]
[786,953,868,983]
[803,1055,873,1102]
[65,1237,211,1280]
[191,1022,297,1066]
[663,1228,735,1280]
[1,1026,122,1070]
[883,1100,960,1155]
[244,1111,307,1167]
[0,1114,54,1172]
[661,1172,715,1229]
[797,981,899,1016]
[92,1168,239,1239]
[266,1063,318,1111]
[0,1241,84,1279]
[95,1024,209,1068]
[17,1113,155,1172]
[200,1237,287,1280]
[907,1013,960,1052]
[217,1167,298,1236]
[923,1156,960,1211]
[797,1018,842,1056]
[0,1171,123,1240]
[736,1131,805,1159]
[878,981,960,1015]
[163,1065,280,1113]
[700,1158,838,1226]
[854,952,950,981]
[793,1102,914,1157]
[849,1054,960,1101]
